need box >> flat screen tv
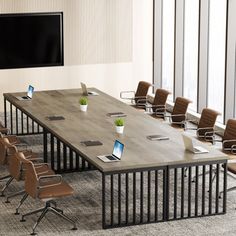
[0,12,64,69]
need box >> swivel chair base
[21,200,77,235]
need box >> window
[162,0,175,101]
[207,0,227,123]
[183,0,199,111]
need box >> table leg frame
[43,128,94,173]
[102,160,227,229]
[4,99,43,135]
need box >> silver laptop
[16,85,34,101]
[81,82,99,96]
[182,134,209,154]
[97,140,124,162]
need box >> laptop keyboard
[106,155,116,160]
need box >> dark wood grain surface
[4,88,227,173]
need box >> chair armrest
[120,91,135,99]
[154,106,166,112]
[169,113,186,120]
[27,157,43,162]
[166,114,186,124]
[170,114,186,117]
[222,139,236,145]
[186,119,199,124]
[146,104,166,111]
[223,140,236,154]
[38,175,62,189]
[204,130,216,142]
[34,163,49,168]
[197,127,214,132]
[134,96,148,106]
[36,170,52,176]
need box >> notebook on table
[106,112,127,117]
[147,135,169,141]
[46,116,65,121]
[81,140,103,146]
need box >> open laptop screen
[27,85,34,98]
[112,140,124,159]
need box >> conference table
[3,88,228,229]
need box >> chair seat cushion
[38,181,74,199]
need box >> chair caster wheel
[5,200,10,203]
[20,218,26,222]
[72,227,77,231]
[0,194,5,197]
[30,232,37,235]
[14,212,20,215]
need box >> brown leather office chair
[212,119,236,153]
[146,88,171,117]
[0,137,38,197]
[0,136,22,184]
[186,108,220,142]
[120,81,152,106]
[165,97,192,128]
[20,157,77,235]
[12,152,55,215]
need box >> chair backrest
[152,89,171,106]
[198,108,220,129]
[22,155,38,199]
[224,119,236,140]
[0,137,17,165]
[134,81,151,103]
[8,152,22,181]
[172,97,192,122]
[0,138,7,165]
[1,138,22,181]
[197,108,220,136]
[223,119,236,148]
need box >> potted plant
[79,97,88,112]
[114,118,124,134]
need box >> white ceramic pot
[80,104,88,112]
[116,126,124,134]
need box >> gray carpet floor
[1,117,236,235]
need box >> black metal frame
[4,96,228,229]
[102,160,227,229]
[4,97,43,136]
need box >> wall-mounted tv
[0,12,64,69]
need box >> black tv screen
[0,12,64,69]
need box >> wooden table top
[4,88,227,173]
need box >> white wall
[0,0,153,111]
